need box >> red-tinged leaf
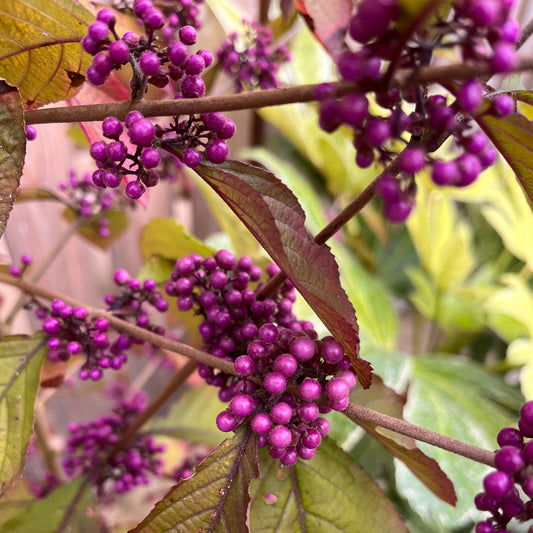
[131,425,259,533]
[348,376,457,505]
[195,159,371,388]
[294,0,352,59]
[476,112,533,208]
[0,84,25,239]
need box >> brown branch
[0,272,235,375]
[24,57,533,125]
[344,402,496,467]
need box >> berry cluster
[317,0,517,223]
[165,251,356,465]
[474,401,533,531]
[90,108,235,198]
[83,1,211,96]
[62,387,165,495]
[28,472,59,499]
[216,20,290,92]
[165,251,309,400]
[35,269,167,380]
[59,170,134,237]
[218,324,356,465]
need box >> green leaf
[1,478,92,532]
[0,86,25,239]
[0,0,94,109]
[140,218,214,261]
[407,174,475,291]
[146,386,225,446]
[194,159,371,388]
[62,207,129,250]
[477,112,533,209]
[485,273,533,341]
[131,425,259,533]
[348,375,456,506]
[249,437,409,532]
[396,355,521,529]
[0,334,47,495]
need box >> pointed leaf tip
[195,159,371,388]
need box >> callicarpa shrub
[1,0,533,531]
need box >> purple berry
[270,402,293,424]
[179,25,197,45]
[108,40,130,64]
[229,394,254,417]
[494,446,525,475]
[326,378,349,401]
[299,379,321,401]
[273,353,298,377]
[139,52,160,76]
[128,118,155,147]
[216,410,237,432]
[269,425,292,448]
[251,413,272,434]
[483,470,513,499]
[264,372,287,394]
[290,337,315,361]
[205,140,229,164]
[181,75,205,98]
[125,180,145,199]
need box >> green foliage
[0,334,47,495]
[249,437,409,532]
[1,478,92,532]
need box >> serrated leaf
[477,112,533,209]
[1,478,91,532]
[140,218,214,262]
[397,355,521,529]
[62,207,129,250]
[194,159,371,388]
[131,425,259,533]
[0,0,94,109]
[249,437,408,532]
[0,86,25,239]
[0,334,48,495]
[242,147,398,348]
[146,386,225,447]
[295,0,352,59]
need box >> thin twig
[109,359,197,455]
[23,57,533,125]
[343,402,495,466]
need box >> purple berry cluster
[165,251,309,399]
[35,270,167,380]
[83,1,211,97]
[165,251,356,465]
[474,401,533,532]
[28,472,59,499]
[59,170,133,237]
[62,387,165,495]
[157,0,205,31]
[317,0,518,223]
[89,108,235,198]
[216,20,290,92]
[218,324,356,466]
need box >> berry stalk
[24,57,533,126]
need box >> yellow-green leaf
[0,334,47,495]
[140,218,214,262]
[249,437,409,532]
[407,174,475,291]
[0,85,25,239]
[0,0,94,109]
